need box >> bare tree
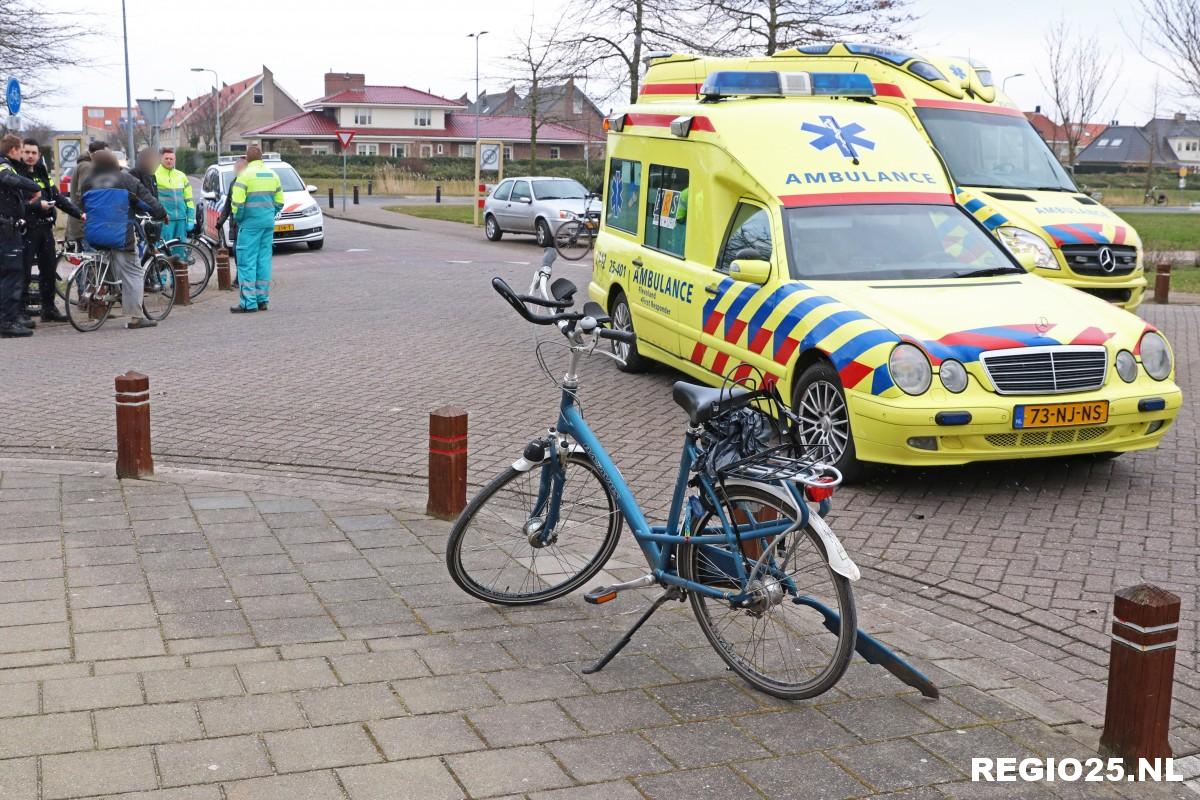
[701,0,916,56]
[1038,19,1119,168]
[0,1,89,104]
[1135,0,1200,107]
[181,90,249,152]
[507,16,584,173]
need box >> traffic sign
[335,129,356,149]
[5,78,20,116]
[479,142,501,172]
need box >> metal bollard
[1154,263,1171,305]
[367,180,373,196]
[216,247,232,291]
[435,185,442,204]
[1099,584,1179,763]
[353,185,360,205]
[427,406,467,520]
[115,371,154,479]
[328,188,334,209]
[171,258,190,306]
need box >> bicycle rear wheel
[164,240,213,300]
[553,221,593,262]
[681,485,855,699]
[142,256,176,321]
[65,259,113,332]
[446,453,623,605]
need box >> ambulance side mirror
[729,259,771,285]
[201,191,216,202]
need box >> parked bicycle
[553,194,600,262]
[445,256,866,699]
[156,230,213,301]
[64,216,176,332]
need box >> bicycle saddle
[672,382,750,426]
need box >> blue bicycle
[446,270,868,699]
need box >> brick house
[162,66,302,152]
[1025,109,1107,165]
[243,72,603,161]
[81,106,146,147]
[459,78,607,144]
[1076,112,1200,171]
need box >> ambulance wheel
[535,219,553,248]
[609,291,650,373]
[307,239,324,250]
[791,361,867,483]
[485,215,503,241]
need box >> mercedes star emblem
[1097,246,1116,273]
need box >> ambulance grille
[985,427,1110,448]
[1061,244,1137,276]
[980,346,1108,395]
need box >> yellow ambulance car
[589,70,1179,477]
[639,45,1147,309]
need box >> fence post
[1154,263,1171,305]
[1099,583,1179,763]
[215,247,232,291]
[328,187,334,209]
[427,406,467,520]
[171,258,190,306]
[115,371,154,479]
[435,185,442,204]
[353,186,360,205]
[367,179,373,196]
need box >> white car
[197,153,324,250]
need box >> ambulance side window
[644,164,689,258]
[717,203,772,272]
[605,158,641,234]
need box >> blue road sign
[5,78,20,116]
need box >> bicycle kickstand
[582,586,684,675]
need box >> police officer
[0,134,41,338]
[20,137,83,322]
[229,145,282,314]
[154,147,194,252]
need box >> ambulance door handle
[631,257,643,267]
[705,284,720,296]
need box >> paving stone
[0,621,70,654]
[144,666,244,703]
[418,642,518,675]
[824,696,944,741]
[0,757,36,798]
[0,681,38,717]
[161,610,251,639]
[913,726,1037,777]
[0,711,93,758]
[297,683,406,725]
[72,603,161,632]
[74,628,165,660]
[484,665,592,704]
[391,673,503,714]
[330,651,428,683]
[647,680,762,721]
[336,759,463,800]
[239,593,327,620]
[826,739,958,793]
[0,598,65,626]
[528,781,645,800]
[446,745,575,797]
[559,688,676,734]
[223,771,346,800]
[736,753,869,800]
[366,712,486,759]
[250,616,344,646]
[732,708,859,755]
[548,732,674,782]
[199,693,307,736]
[265,723,383,772]
[68,582,151,608]
[156,734,273,786]
[42,747,159,799]
[96,702,204,747]
[238,657,338,693]
[469,700,584,747]
[43,672,144,712]
[644,719,771,768]
[637,766,762,800]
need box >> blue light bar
[701,71,783,98]
[810,72,876,96]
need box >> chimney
[1174,112,1187,122]
[1034,104,1041,114]
[324,72,365,97]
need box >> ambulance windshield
[915,107,1076,191]
[784,204,1019,280]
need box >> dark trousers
[23,222,57,308]
[0,233,24,325]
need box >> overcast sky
[15,0,1178,132]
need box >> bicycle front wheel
[65,260,112,332]
[446,453,623,605]
[163,240,214,300]
[142,256,176,321]
[553,220,593,262]
[681,485,855,699]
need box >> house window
[392,143,408,157]
[253,80,264,105]
[436,143,444,155]
[503,145,513,160]
[356,143,379,156]
[419,144,433,158]
[573,95,583,115]
[415,109,432,127]
[88,108,104,118]
[458,144,475,158]
[1110,138,1123,146]
[1096,139,1109,146]
[310,145,330,155]
[354,108,372,125]
[549,146,561,160]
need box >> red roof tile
[309,86,463,108]
[245,112,602,143]
[1026,112,1107,143]
[165,74,260,127]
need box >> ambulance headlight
[939,359,968,393]
[1139,332,1172,381]
[889,344,932,395]
[1115,350,1138,383]
[997,226,1058,270]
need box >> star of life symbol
[609,172,623,214]
[801,116,875,159]
[949,64,968,80]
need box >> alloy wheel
[797,380,850,462]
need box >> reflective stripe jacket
[230,160,283,228]
[154,164,194,222]
[0,158,39,223]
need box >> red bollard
[171,258,190,306]
[216,247,232,291]
[1154,263,1171,305]
[427,406,467,520]
[1099,584,1180,763]
[115,371,154,479]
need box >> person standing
[216,156,246,289]
[153,147,193,248]
[229,146,282,314]
[81,149,168,329]
[129,148,159,200]
[66,142,108,248]
[0,134,42,338]
[20,137,84,322]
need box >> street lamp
[191,67,221,155]
[120,0,134,160]
[1002,73,1026,95]
[467,31,489,148]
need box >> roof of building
[164,73,260,128]
[308,86,463,108]
[243,111,602,142]
[1025,112,1107,145]
[1076,124,1152,165]
[463,83,604,118]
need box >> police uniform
[230,160,282,312]
[22,161,82,321]
[154,163,194,246]
[0,156,40,335]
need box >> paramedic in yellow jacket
[153,148,194,253]
[229,145,283,314]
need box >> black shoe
[231,280,240,288]
[230,306,257,314]
[257,303,268,311]
[18,315,36,329]
[0,323,33,338]
[41,306,68,323]
[126,318,157,329]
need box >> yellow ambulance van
[639,45,1147,309]
[589,69,1179,478]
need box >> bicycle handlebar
[492,277,638,346]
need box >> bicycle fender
[512,443,585,472]
[722,479,860,582]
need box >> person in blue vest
[154,147,193,255]
[229,145,282,314]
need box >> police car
[197,153,324,250]
[589,69,1180,478]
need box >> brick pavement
[0,459,1194,799]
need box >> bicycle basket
[142,220,162,241]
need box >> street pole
[120,0,135,160]
[1001,73,1026,96]
[191,67,221,155]
[342,149,347,212]
[468,30,488,226]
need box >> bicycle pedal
[584,586,618,605]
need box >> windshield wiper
[953,266,1026,278]
[1026,186,1072,192]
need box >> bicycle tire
[162,240,214,300]
[446,453,623,606]
[142,256,176,321]
[65,259,113,333]
[680,485,855,699]
[553,220,594,262]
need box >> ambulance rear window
[605,158,642,234]
[644,164,689,258]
